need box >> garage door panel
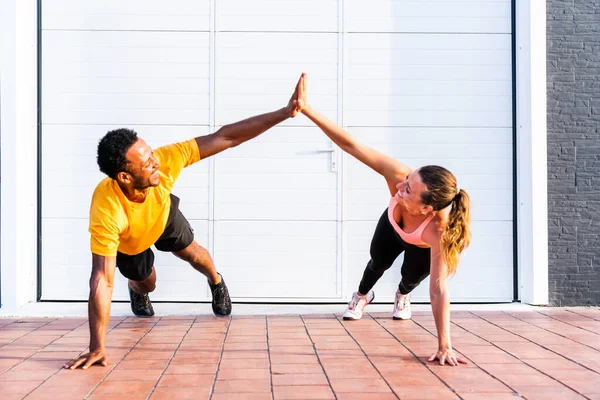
[42,218,210,300]
[345,161,512,189]
[42,181,209,220]
[347,34,511,127]
[45,78,210,95]
[346,0,511,33]
[219,79,338,97]
[44,109,209,126]
[346,204,512,222]
[348,96,511,114]
[43,31,210,59]
[347,221,513,260]
[349,127,513,144]
[218,174,336,190]
[215,205,337,222]
[218,0,337,32]
[350,80,512,97]
[217,32,338,126]
[346,218,513,302]
[349,65,511,83]
[215,125,338,221]
[349,32,511,50]
[43,30,210,125]
[44,94,209,121]
[43,0,210,31]
[41,126,211,172]
[215,136,338,160]
[349,49,510,67]
[343,143,512,160]
[345,265,513,302]
[348,189,512,207]
[214,221,338,298]
[44,64,211,80]
[217,158,334,175]
[218,64,338,80]
[41,0,514,303]
[347,163,512,190]
[346,110,511,128]
[42,125,210,219]
[223,275,339,300]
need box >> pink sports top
[387,197,435,247]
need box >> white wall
[0,0,39,309]
[516,0,549,305]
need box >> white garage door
[41,0,513,303]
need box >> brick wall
[547,0,600,306]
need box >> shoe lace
[212,284,230,305]
[348,294,361,310]
[395,293,408,311]
[136,293,150,310]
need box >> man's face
[123,138,160,189]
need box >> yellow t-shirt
[89,139,201,256]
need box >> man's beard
[131,174,158,190]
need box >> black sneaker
[128,285,155,317]
[209,274,232,316]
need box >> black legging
[358,208,431,296]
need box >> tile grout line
[3,318,90,397]
[368,315,464,400]
[331,314,402,400]
[409,316,534,398]
[492,311,600,373]
[460,311,593,399]
[566,309,600,321]
[145,317,199,400]
[0,318,58,351]
[81,316,163,400]
[265,315,274,400]
[18,316,130,399]
[531,310,600,338]
[299,314,340,400]
[208,316,233,400]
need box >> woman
[298,74,471,366]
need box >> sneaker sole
[133,314,155,318]
[392,315,411,320]
[342,292,375,321]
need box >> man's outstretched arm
[194,74,304,159]
[64,254,116,370]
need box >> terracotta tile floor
[0,308,599,399]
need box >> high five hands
[286,73,307,118]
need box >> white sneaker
[343,290,375,320]
[393,290,411,320]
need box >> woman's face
[395,169,433,215]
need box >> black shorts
[116,194,194,281]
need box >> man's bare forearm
[88,277,113,351]
[219,108,289,147]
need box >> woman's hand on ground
[428,347,468,366]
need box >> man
[64,75,305,370]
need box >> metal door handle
[315,148,337,172]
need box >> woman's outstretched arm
[299,74,411,195]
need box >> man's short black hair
[97,128,139,179]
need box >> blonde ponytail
[440,189,471,275]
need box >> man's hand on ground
[64,350,109,370]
